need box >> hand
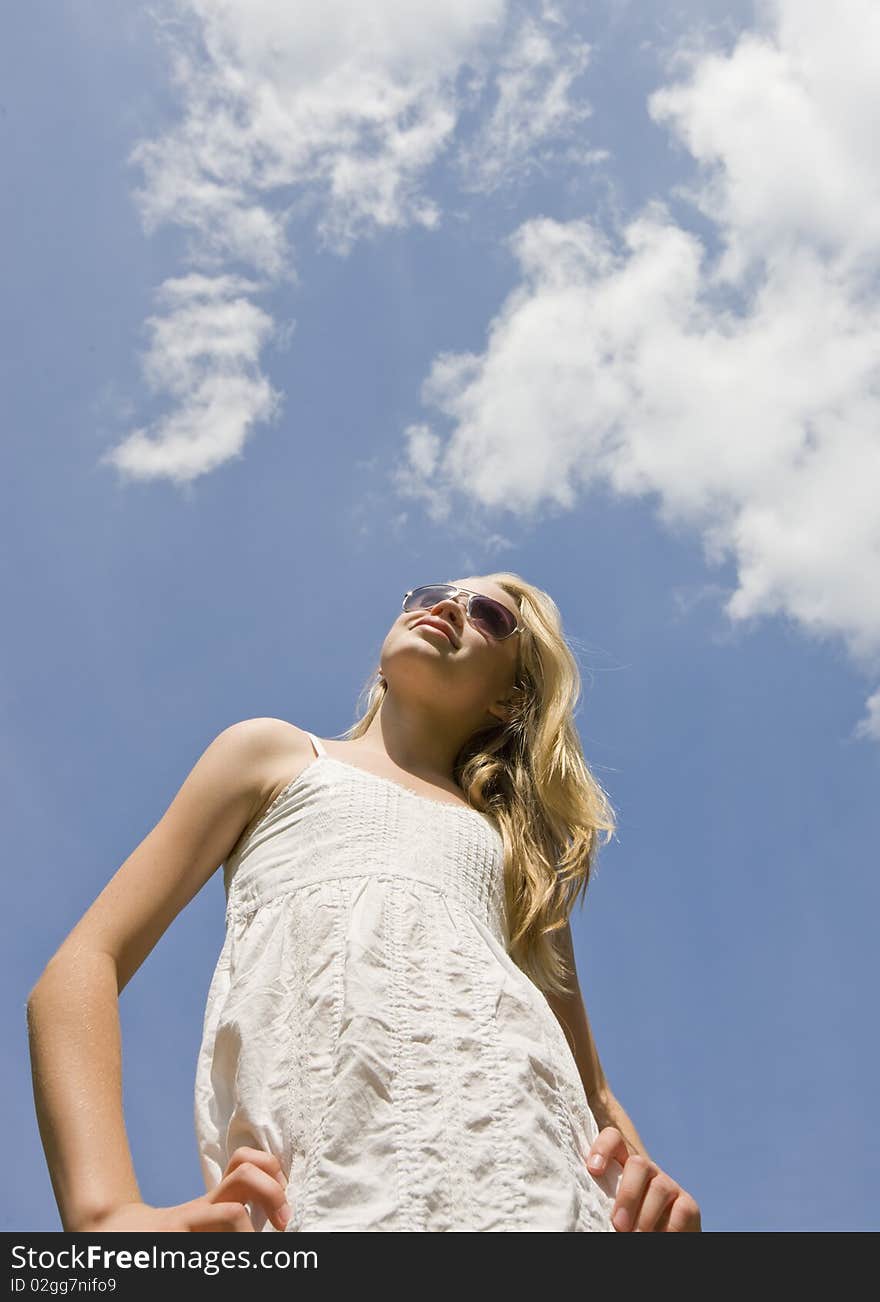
[78,1147,292,1233]
[586,1127,701,1232]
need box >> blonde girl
[28,573,700,1232]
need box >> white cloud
[395,0,880,738]
[105,0,595,484]
[99,273,282,483]
[649,0,880,277]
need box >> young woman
[28,574,701,1232]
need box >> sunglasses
[402,584,522,642]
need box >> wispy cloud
[103,0,594,485]
[395,0,880,739]
[454,2,601,193]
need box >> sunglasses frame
[402,584,523,642]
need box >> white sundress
[193,730,622,1232]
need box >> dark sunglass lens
[472,597,514,638]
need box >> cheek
[384,623,416,656]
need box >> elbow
[26,956,81,1009]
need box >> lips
[414,617,457,646]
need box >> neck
[354,690,482,783]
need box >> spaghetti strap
[304,730,327,758]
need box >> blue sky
[4,0,879,1232]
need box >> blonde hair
[335,572,617,999]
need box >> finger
[225,1149,290,1226]
[647,1198,674,1233]
[185,1201,256,1232]
[585,1126,630,1177]
[610,1154,656,1233]
[665,1193,702,1232]
[213,1168,291,1231]
[590,1154,625,1205]
[212,1163,292,1231]
[633,1178,678,1232]
[222,1147,288,1195]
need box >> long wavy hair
[333,572,617,999]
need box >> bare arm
[544,920,649,1160]
[25,717,298,1231]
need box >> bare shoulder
[229,717,316,842]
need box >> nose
[429,596,465,635]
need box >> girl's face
[379,578,522,726]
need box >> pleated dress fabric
[194,731,621,1232]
